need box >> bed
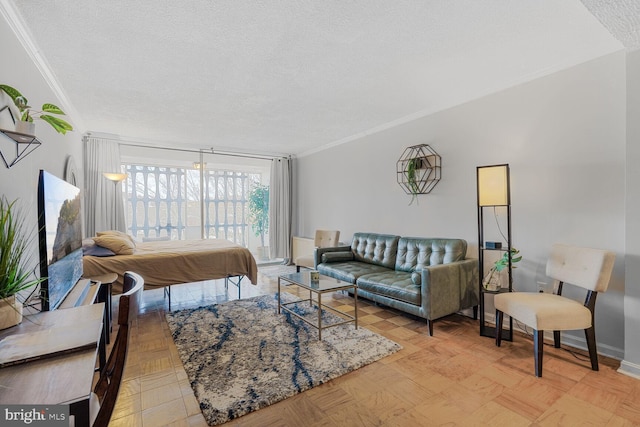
[82,238,258,297]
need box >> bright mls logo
[1,405,68,426]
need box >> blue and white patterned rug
[166,293,401,426]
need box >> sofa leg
[296,265,300,273]
[473,305,478,320]
[426,319,434,336]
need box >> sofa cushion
[317,261,390,283]
[356,271,421,305]
[395,238,467,272]
[321,251,354,263]
[411,271,421,285]
[351,233,400,269]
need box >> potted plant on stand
[483,247,522,292]
[0,197,45,329]
[248,184,269,261]
[0,84,73,135]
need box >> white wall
[296,51,627,358]
[0,15,82,260]
[622,48,640,377]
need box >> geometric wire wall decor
[396,144,441,203]
[0,105,42,168]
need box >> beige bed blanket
[83,239,258,293]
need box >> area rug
[166,293,401,426]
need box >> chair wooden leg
[495,310,503,347]
[553,331,561,348]
[534,329,544,377]
[585,326,599,371]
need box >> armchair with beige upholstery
[293,229,340,272]
[495,243,615,377]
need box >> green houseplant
[248,184,269,260]
[406,157,420,205]
[0,197,45,329]
[483,247,522,291]
[0,84,73,135]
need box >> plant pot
[0,295,23,330]
[482,269,501,292]
[15,120,35,136]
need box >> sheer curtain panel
[84,136,126,236]
[269,157,293,260]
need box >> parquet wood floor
[107,271,640,426]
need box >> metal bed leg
[225,275,244,299]
[164,285,171,310]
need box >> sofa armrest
[420,258,479,320]
[314,245,352,268]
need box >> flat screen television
[37,170,83,311]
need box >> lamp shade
[103,172,127,183]
[477,164,509,206]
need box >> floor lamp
[103,172,127,230]
[477,164,513,340]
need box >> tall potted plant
[248,184,269,260]
[0,197,45,329]
[0,84,73,135]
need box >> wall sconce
[477,164,510,206]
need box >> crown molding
[0,0,85,131]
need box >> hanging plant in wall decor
[396,144,441,205]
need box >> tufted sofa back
[351,233,400,269]
[395,237,467,272]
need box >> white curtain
[269,157,293,260]
[83,136,125,236]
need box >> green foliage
[406,158,420,205]
[494,247,522,272]
[0,84,73,134]
[248,184,269,247]
[0,197,45,299]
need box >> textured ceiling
[581,0,640,50]
[1,0,630,156]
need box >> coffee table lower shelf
[278,272,358,340]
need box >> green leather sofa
[315,232,479,335]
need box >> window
[123,164,261,247]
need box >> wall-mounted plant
[406,157,421,205]
[396,144,441,205]
[0,84,73,135]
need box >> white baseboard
[618,360,640,379]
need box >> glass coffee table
[278,271,358,340]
